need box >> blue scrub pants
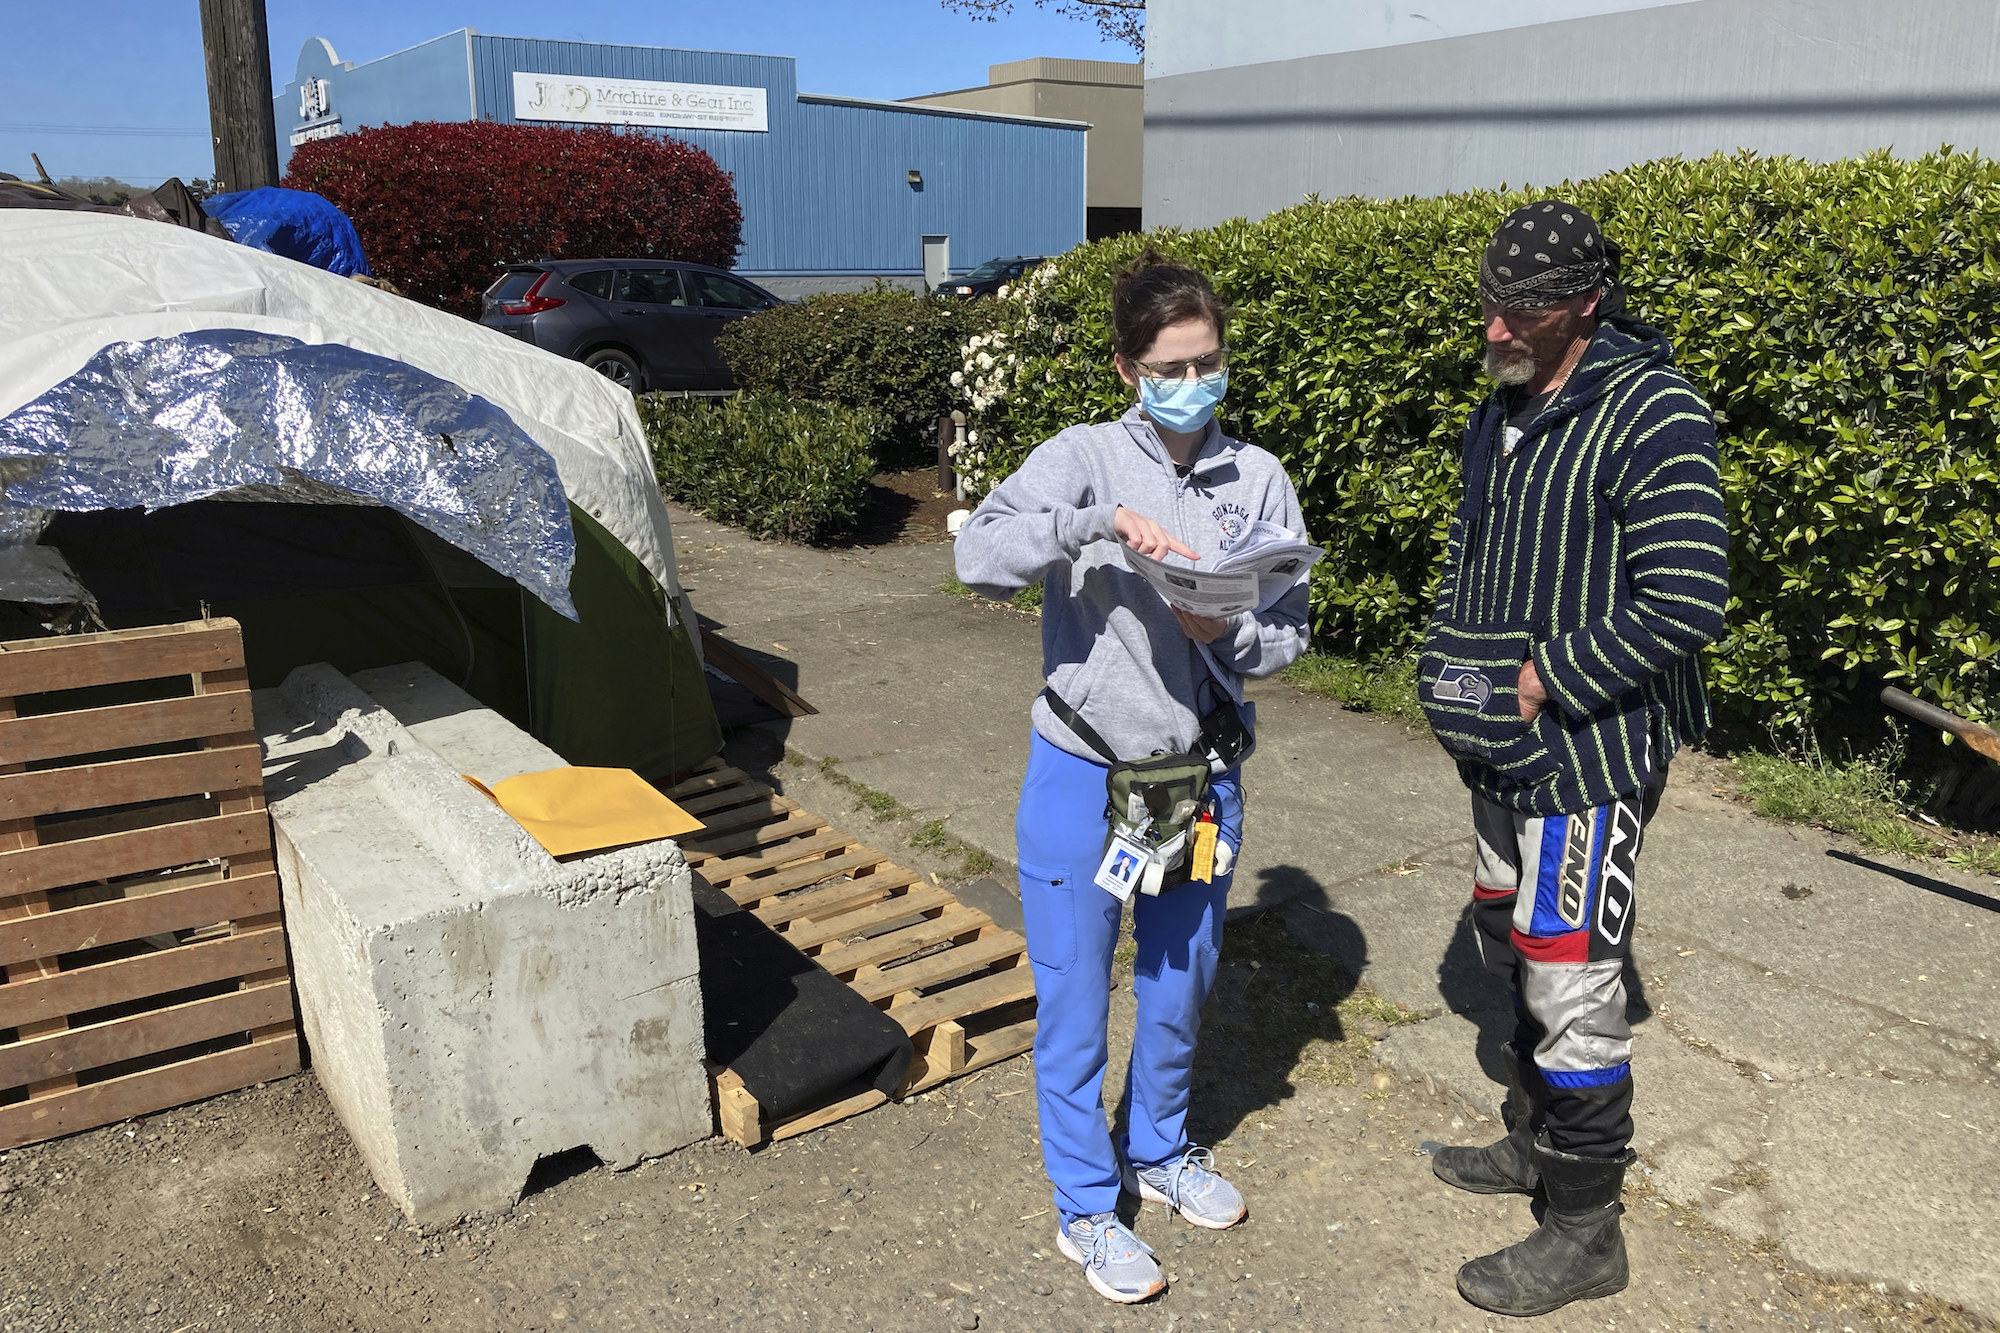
[1014,730,1243,1225]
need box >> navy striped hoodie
[1418,319,1730,817]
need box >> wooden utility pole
[198,0,280,192]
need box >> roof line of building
[464,28,795,64]
[906,74,1145,101]
[795,91,1090,130]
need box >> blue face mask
[1138,370,1228,434]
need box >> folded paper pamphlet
[1119,520,1323,618]
[465,766,706,858]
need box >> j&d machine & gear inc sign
[511,73,770,133]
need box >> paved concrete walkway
[671,504,2000,1318]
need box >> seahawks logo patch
[1433,664,1494,708]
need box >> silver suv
[479,259,780,392]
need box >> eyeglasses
[1130,347,1230,380]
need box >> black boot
[1455,1140,1634,1317]
[1430,1044,1546,1194]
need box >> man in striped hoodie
[1417,201,1730,1316]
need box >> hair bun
[1111,250,1229,361]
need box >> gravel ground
[1,753,1986,1333]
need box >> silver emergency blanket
[0,330,578,619]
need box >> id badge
[1094,834,1149,902]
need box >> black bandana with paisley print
[1479,200,1625,314]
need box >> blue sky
[2,1,1132,185]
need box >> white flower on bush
[950,370,964,387]
[967,430,979,445]
[977,352,994,370]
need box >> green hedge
[955,150,2000,730]
[639,392,878,544]
[717,288,999,467]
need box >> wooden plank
[780,884,957,952]
[0,1029,297,1151]
[0,928,287,1031]
[810,908,993,978]
[889,965,1038,1038]
[0,621,243,698]
[699,628,817,719]
[694,830,858,886]
[768,1087,885,1143]
[905,1018,1037,1095]
[662,766,754,801]
[855,933,1026,1006]
[750,870,921,930]
[720,849,893,908]
[0,692,252,768]
[713,1069,763,1148]
[909,1019,966,1088]
[0,744,263,822]
[33,796,218,846]
[0,692,69,1098]
[676,795,800,841]
[0,872,278,968]
[0,980,292,1089]
[679,811,827,866]
[675,780,777,818]
[0,812,268,897]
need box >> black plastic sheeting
[692,879,914,1122]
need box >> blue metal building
[275,31,1088,292]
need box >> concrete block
[256,662,709,1224]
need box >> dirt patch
[847,468,963,547]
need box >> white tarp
[0,209,688,613]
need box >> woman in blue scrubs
[953,251,1313,1304]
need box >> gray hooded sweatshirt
[955,405,1312,764]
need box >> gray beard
[1484,345,1539,386]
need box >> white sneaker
[1123,1146,1247,1229]
[1055,1212,1167,1304]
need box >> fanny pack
[1042,686,1250,898]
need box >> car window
[614,267,688,305]
[687,271,770,311]
[488,270,541,302]
[568,269,614,300]
[964,260,1006,280]
[1006,263,1027,278]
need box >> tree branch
[941,0,1144,51]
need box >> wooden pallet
[665,760,1036,1147]
[0,619,299,1150]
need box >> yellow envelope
[465,767,705,857]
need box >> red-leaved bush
[284,121,743,318]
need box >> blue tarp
[202,187,373,277]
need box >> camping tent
[0,209,719,780]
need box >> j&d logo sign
[512,73,769,133]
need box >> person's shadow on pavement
[1109,864,1368,1151]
